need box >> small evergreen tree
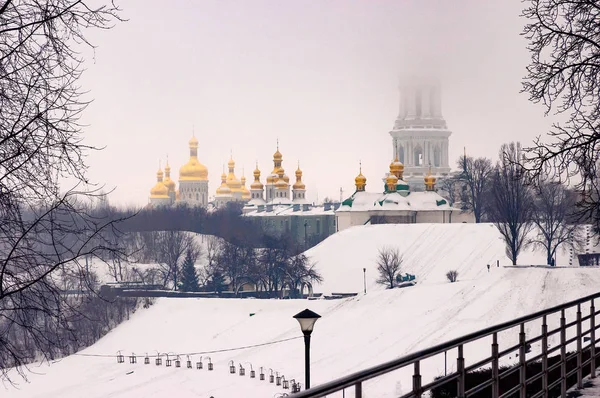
[180,249,199,292]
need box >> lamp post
[363,268,366,294]
[293,309,321,390]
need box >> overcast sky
[78,0,552,207]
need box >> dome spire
[355,160,367,192]
[424,165,436,191]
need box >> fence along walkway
[290,291,600,398]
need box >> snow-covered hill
[6,224,600,398]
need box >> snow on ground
[6,224,600,398]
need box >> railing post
[542,315,548,398]
[519,323,526,398]
[413,360,422,398]
[457,344,465,398]
[591,298,596,379]
[355,381,362,398]
[577,303,583,389]
[561,309,567,397]
[492,332,499,398]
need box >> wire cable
[73,335,303,358]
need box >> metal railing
[291,291,600,398]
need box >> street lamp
[293,309,321,390]
[363,268,366,294]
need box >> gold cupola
[389,157,404,180]
[179,135,209,181]
[240,170,251,200]
[385,173,398,193]
[251,163,264,190]
[216,168,232,195]
[293,162,306,190]
[355,162,367,192]
[226,155,242,192]
[150,167,169,198]
[424,167,437,191]
[162,158,176,193]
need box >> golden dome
[275,178,288,190]
[424,168,437,191]
[240,176,251,200]
[163,161,176,192]
[216,172,232,195]
[386,173,398,192]
[355,163,367,191]
[251,164,264,190]
[273,149,282,161]
[389,157,404,179]
[266,174,277,184]
[179,135,208,181]
[150,168,169,198]
[293,164,305,190]
[225,157,242,191]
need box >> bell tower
[389,76,451,190]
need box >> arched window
[398,145,405,163]
[414,145,423,167]
[434,146,441,167]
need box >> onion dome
[355,163,367,192]
[179,135,208,181]
[385,173,398,193]
[162,160,176,192]
[251,164,264,190]
[389,157,404,179]
[226,157,242,191]
[216,171,232,195]
[293,164,306,190]
[273,148,283,161]
[266,174,277,184]
[275,177,288,190]
[150,168,169,198]
[240,175,251,200]
[424,167,437,191]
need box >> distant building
[389,77,452,191]
[148,135,209,207]
[336,159,473,232]
[243,146,336,246]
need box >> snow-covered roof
[337,190,454,213]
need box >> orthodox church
[148,135,209,207]
[242,144,310,213]
[148,137,312,211]
[336,158,472,232]
[389,77,452,190]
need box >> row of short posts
[116,351,213,371]
[227,361,301,392]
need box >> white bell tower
[389,77,451,190]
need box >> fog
[77,0,552,206]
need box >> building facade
[389,77,452,191]
[148,135,209,207]
[336,159,473,232]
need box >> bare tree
[155,231,200,290]
[215,240,247,295]
[457,155,494,222]
[437,175,460,207]
[521,0,600,232]
[0,0,125,380]
[488,142,534,265]
[375,247,403,289]
[285,252,322,298]
[446,270,458,283]
[532,180,583,266]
